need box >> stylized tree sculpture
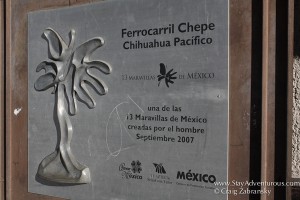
[35,28,111,184]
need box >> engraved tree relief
[34,28,111,184]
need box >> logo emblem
[119,161,143,180]
[131,160,142,173]
[157,63,177,87]
[153,163,166,174]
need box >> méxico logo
[119,160,142,180]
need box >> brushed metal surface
[28,0,228,199]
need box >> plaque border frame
[5,0,254,199]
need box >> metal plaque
[28,0,228,199]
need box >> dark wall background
[294,0,300,57]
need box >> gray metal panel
[28,0,228,199]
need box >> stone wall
[292,0,300,178]
[292,58,300,178]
